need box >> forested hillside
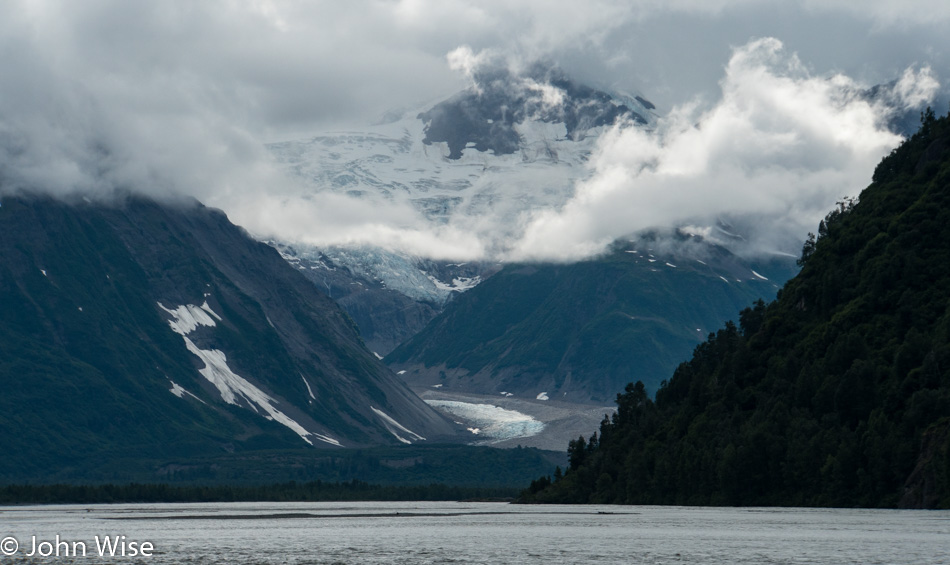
[521,108,950,508]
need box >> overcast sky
[1,0,948,260]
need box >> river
[1,501,947,564]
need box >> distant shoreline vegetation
[0,482,519,505]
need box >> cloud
[0,0,463,199]
[0,1,946,265]
[229,191,487,261]
[0,0,640,203]
[506,38,938,261]
[801,0,950,27]
[892,66,941,109]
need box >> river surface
[1,501,948,564]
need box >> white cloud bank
[229,191,488,261]
[507,38,938,261]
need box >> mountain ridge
[387,235,797,403]
[0,192,459,481]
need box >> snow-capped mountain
[267,66,658,354]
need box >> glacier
[425,400,544,444]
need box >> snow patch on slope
[200,301,222,320]
[158,303,217,335]
[370,406,426,444]
[426,274,482,293]
[301,374,316,400]
[168,379,205,404]
[157,301,342,447]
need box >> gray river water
[1,501,948,564]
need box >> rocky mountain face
[0,193,458,480]
[387,234,797,403]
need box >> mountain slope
[0,193,458,480]
[521,110,950,508]
[387,235,796,402]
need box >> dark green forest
[0,481,517,505]
[521,108,950,508]
[0,444,561,489]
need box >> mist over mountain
[237,40,938,275]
